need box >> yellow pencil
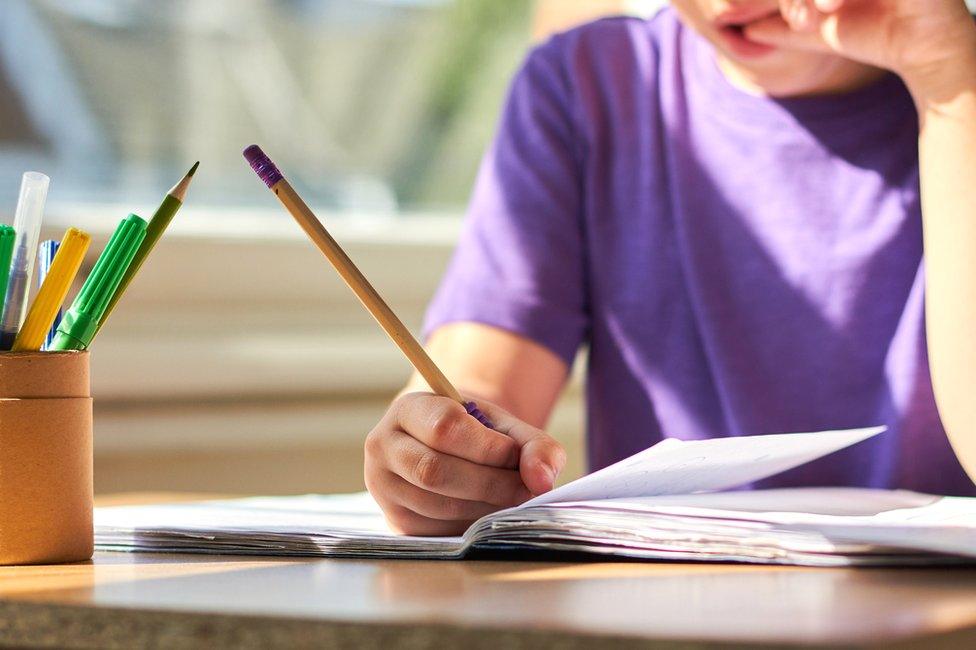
[12,227,91,352]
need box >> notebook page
[523,426,885,507]
[96,493,394,535]
[474,486,975,564]
[556,488,976,559]
[752,491,976,558]
[552,487,940,517]
[95,492,466,556]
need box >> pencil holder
[0,351,93,565]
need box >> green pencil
[0,225,15,317]
[91,161,198,340]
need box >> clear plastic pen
[0,172,49,350]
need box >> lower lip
[717,26,776,58]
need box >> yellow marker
[12,227,91,352]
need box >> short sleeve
[423,38,587,366]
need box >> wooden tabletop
[1,495,976,649]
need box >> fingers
[779,0,804,30]
[365,470,475,537]
[371,470,500,524]
[394,393,520,469]
[814,0,844,12]
[382,506,473,537]
[518,433,568,496]
[745,11,832,53]
[780,0,822,32]
[776,0,847,34]
[472,400,567,497]
[382,429,532,507]
[747,12,799,45]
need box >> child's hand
[364,392,566,535]
[746,0,976,91]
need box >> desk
[1,496,976,649]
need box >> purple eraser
[465,401,496,430]
[243,144,284,188]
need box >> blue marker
[37,239,60,350]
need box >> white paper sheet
[524,426,885,506]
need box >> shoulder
[555,9,678,52]
[527,9,681,80]
[517,9,683,116]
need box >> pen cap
[0,172,49,337]
[75,214,147,313]
[0,224,14,255]
[51,214,146,350]
[0,224,15,297]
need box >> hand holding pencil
[364,392,566,535]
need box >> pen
[12,229,91,352]
[0,225,15,318]
[93,161,199,340]
[0,172,49,349]
[49,215,147,351]
[37,239,61,349]
[243,144,494,428]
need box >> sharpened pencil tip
[168,162,200,201]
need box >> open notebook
[94,426,976,566]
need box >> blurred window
[0,0,661,215]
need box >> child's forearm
[908,51,976,480]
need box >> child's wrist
[897,33,976,107]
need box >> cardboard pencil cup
[0,351,93,565]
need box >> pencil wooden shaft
[272,178,464,405]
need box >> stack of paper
[94,426,976,566]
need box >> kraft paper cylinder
[0,351,93,565]
[0,351,89,398]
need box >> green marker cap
[50,214,147,351]
[0,225,15,315]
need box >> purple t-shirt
[424,9,975,496]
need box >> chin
[722,44,809,75]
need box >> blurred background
[0,0,659,496]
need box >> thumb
[514,429,567,496]
[745,14,833,53]
[470,399,567,496]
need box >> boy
[365,0,976,535]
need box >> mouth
[714,6,780,29]
[713,8,780,58]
